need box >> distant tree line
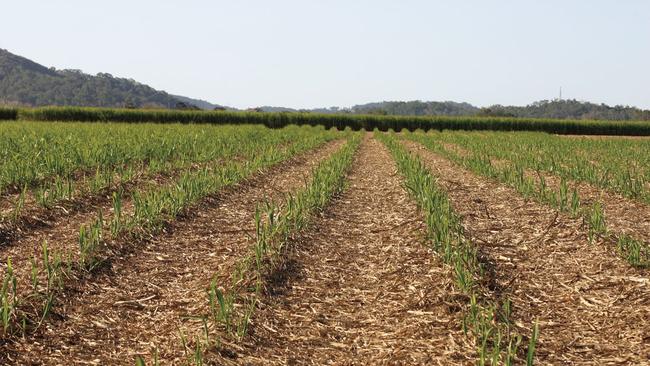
[478,99,650,121]
[349,100,650,121]
[350,101,479,116]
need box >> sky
[1,0,649,109]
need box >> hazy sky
[1,0,648,109]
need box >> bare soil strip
[232,137,473,365]
[404,140,650,364]
[1,139,345,365]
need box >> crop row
[0,124,332,247]
[405,131,650,268]
[377,132,538,365]
[0,125,340,338]
[0,122,291,194]
[422,131,650,203]
[170,134,362,363]
[2,106,650,135]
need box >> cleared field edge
[399,136,650,364]
[378,132,538,365]
[0,131,342,342]
[0,134,352,365]
[415,134,650,268]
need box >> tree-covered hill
[0,49,213,109]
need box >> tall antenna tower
[559,87,562,100]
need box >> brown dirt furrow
[232,137,473,365]
[440,142,470,158]
[0,193,19,213]
[1,139,345,365]
[404,140,650,365]
[0,170,182,304]
[525,170,650,245]
[0,150,278,308]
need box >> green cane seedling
[491,329,502,365]
[587,202,606,244]
[193,338,204,366]
[208,277,233,333]
[1,258,17,334]
[202,317,211,347]
[30,254,39,291]
[536,171,546,196]
[570,188,580,217]
[526,322,540,366]
[558,179,569,211]
[501,298,512,324]
[253,205,265,272]
[505,335,522,366]
[79,210,104,269]
[12,185,27,223]
[179,327,189,357]
[42,241,53,290]
[617,235,650,268]
[237,298,256,339]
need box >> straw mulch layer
[231,137,473,365]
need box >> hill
[0,49,219,109]
[1,49,648,119]
[171,94,234,111]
